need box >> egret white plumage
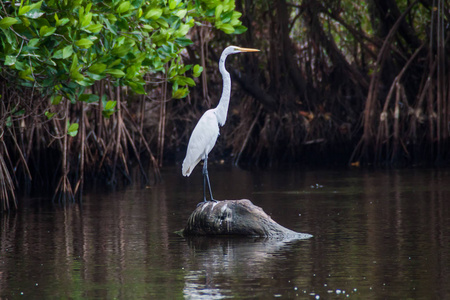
[182,46,259,203]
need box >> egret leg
[202,167,207,202]
[202,156,217,202]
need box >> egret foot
[197,199,218,207]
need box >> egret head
[223,45,260,56]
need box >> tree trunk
[180,199,312,239]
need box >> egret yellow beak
[235,47,260,52]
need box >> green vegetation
[1,0,244,98]
[0,0,245,208]
[1,0,449,209]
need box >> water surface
[1,167,450,299]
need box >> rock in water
[181,199,312,239]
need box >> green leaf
[0,17,18,29]
[69,54,84,81]
[218,23,235,34]
[142,24,153,32]
[67,123,79,137]
[233,25,247,34]
[79,94,100,103]
[29,0,43,11]
[62,46,74,59]
[193,64,203,77]
[112,42,134,57]
[172,87,188,99]
[176,76,195,86]
[108,58,122,68]
[155,19,169,28]
[5,55,16,66]
[45,111,55,119]
[185,77,195,86]
[56,18,70,27]
[221,11,234,23]
[179,64,192,75]
[86,71,106,81]
[70,54,78,74]
[22,9,44,19]
[128,81,146,94]
[102,100,117,118]
[105,100,117,110]
[169,0,177,10]
[85,3,92,13]
[40,25,56,37]
[75,38,94,49]
[125,65,137,79]
[18,5,30,16]
[86,23,103,33]
[21,17,31,27]
[6,116,12,128]
[215,4,223,20]
[53,45,73,59]
[230,19,239,26]
[232,11,243,20]
[71,71,85,81]
[175,9,187,19]
[28,38,39,48]
[81,12,92,27]
[117,1,131,14]
[51,95,63,105]
[19,68,34,81]
[88,63,107,74]
[13,60,26,71]
[145,8,163,20]
[107,13,118,22]
[175,37,193,47]
[174,24,190,38]
[76,77,94,86]
[106,69,125,78]
[18,1,42,16]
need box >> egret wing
[182,110,219,176]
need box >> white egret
[182,46,259,203]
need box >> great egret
[182,46,259,203]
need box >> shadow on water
[1,166,450,299]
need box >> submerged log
[180,199,312,239]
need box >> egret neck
[215,51,232,127]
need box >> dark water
[1,167,450,299]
